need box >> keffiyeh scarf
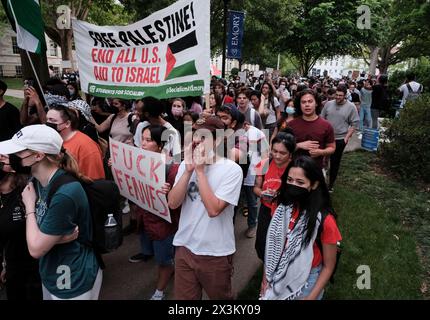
[261,204,321,300]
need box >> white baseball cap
[0,124,63,155]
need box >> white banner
[72,0,210,99]
[109,140,171,223]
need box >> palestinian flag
[165,31,198,80]
[1,0,46,54]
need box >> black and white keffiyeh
[261,204,321,300]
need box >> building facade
[311,55,370,79]
[0,27,78,78]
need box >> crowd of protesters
[0,66,418,301]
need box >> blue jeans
[371,109,379,129]
[140,231,175,266]
[244,186,258,228]
[359,104,372,131]
[296,265,324,300]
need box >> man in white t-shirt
[168,116,243,300]
[398,72,423,108]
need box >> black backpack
[315,210,342,284]
[46,174,123,269]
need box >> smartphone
[24,79,34,88]
[261,191,275,199]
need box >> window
[53,66,60,76]
[49,42,58,56]
[15,65,22,77]
[12,36,19,54]
[0,65,3,77]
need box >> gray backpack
[406,83,423,101]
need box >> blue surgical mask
[286,106,295,115]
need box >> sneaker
[245,226,257,238]
[242,207,249,217]
[128,253,153,263]
[122,201,130,214]
[150,292,165,300]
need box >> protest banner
[72,0,210,100]
[109,140,171,223]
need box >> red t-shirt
[136,163,181,241]
[289,116,335,168]
[223,95,234,104]
[288,208,342,267]
[255,159,288,215]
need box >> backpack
[46,174,123,269]
[315,210,342,284]
[406,83,423,102]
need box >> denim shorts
[142,232,175,266]
[297,265,324,300]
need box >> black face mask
[285,184,310,204]
[45,122,64,132]
[8,154,32,175]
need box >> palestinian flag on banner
[165,31,199,80]
[1,0,46,54]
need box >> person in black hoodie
[371,75,390,129]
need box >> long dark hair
[294,89,322,116]
[279,155,334,246]
[142,124,167,149]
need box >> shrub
[379,94,430,183]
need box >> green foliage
[388,60,430,98]
[230,67,239,76]
[88,2,135,26]
[380,94,430,183]
[279,0,370,75]
[238,151,428,299]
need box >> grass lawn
[238,150,429,299]
[1,77,23,90]
[4,96,24,109]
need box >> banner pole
[25,50,46,102]
[8,0,46,104]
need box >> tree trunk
[369,46,379,76]
[60,29,74,72]
[378,47,391,75]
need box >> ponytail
[46,148,92,184]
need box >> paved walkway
[5,89,24,99]
[99,212,262,300]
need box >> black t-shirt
[371,84,390,110]
[0,188,39,275]
[0,102,22,142]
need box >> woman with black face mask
[0,155,42,300]
[260,155,342,300]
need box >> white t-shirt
[399,81,423,107]
[265,97,280,125]
[173,158,243,256]
[244,126,269,186]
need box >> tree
[357,0,430,75]
[41,0,132,71]
[278,0,369,76]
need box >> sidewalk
[99,212,262,300]
[4,89,24,99]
